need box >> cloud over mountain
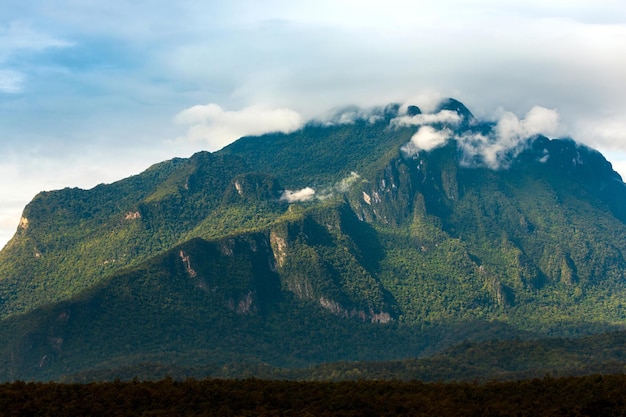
[175,104,303,151]
[400,104,563,169]
[392,110,462,127]
[458,106,562,169]
[401,126,453,154]
[280,187,316,202]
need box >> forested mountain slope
[1,99,626,381]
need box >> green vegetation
[220,108,415,188]
[1,101,626,382]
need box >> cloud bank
[174,104,303,151]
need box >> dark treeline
[2,374,626,416]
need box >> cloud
[496,106,560,143]
[335,172,361,192]
[393,107,468,156]
[399,105,564,169]
[174,104,303,151]
[276,173,361,205]
[392,110,463,127]
[401,126,453,155]
[400,92,446,114]
[280,187,316,202]
[459,106,562,169]
[315,105,399,126]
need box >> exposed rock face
[179,250,197,278]
[234,180,243,195]
[319,297,392,323]
[269,232,287,268]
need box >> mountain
[1,99,626,381]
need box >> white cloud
[457,132,510,169]
[458,106,562,169]
[288,172,363,202]
[393,108,466,157]
[280,187,316,202]
[398,105,565,169]
[321,108,381,126]
[391,110,462,127]
[401,126,452,156]
[174,104,303,151]
[400,92,446,114]
[496,106,561,143]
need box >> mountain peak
[435,98,475,120]
[406,105,421,116]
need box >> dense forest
[2,374,626,416]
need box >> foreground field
[2,374,626,416]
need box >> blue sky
[1,0,626,247]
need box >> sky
[1,0,626,248]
